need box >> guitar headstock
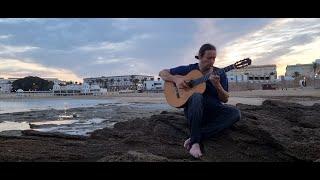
[234,58,252,69]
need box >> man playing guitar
[159,43,241,159]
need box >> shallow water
[0,118,113,136]
[0,118,115,136]
[0,98,173,136]
[32,118,112,136]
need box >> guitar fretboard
[190,64,235,87]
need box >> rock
[298,116,320,129]
[1,100,320,162]
[94,100,320,162]
[21,130,88,140]
[160,111,168,114]
[98,151,169,162]
[0,130,23,137]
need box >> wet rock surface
[0,100,319,162]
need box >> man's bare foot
[183,138,191,150]
[189,143,202,158]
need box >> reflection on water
[0,98,172,114]
[0,118,113,136]
[0,98,117,114]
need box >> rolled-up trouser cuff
[190,135,201,146]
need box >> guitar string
[191,65,234,87]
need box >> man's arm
[159,69,176,83]
[159,69,189,89]
[215,83,229,103]
[209,74,229,103]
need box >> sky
[0,18,319,82]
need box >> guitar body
[163,58,252,108]
[164,70,206,108]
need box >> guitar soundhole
[187,80,193,88]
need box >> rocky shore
[0,100,320,162]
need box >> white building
[89,84,103,95]
[0,78,16,93]
[53,82,102,95]
[279,75,295,81]
[0,78,12,93]
[285,64,314,78]
[84,75,154,91]
[226,65,277,83]
[144,78,164,91]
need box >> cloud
[0,34,12,39]
[111,18,136,31]
[1,18,318,81]
[182,18,320,76]
[82,56,154,77]
[110,18,130,21]
[0,18,49,24]
[78,40,132,52]
[93,57,136,65]
[45,22,72,31]
[0,58,82,82]
[77,33,152,52]
[178,19,220,65]
[216,18,320,75]
[0,44,39,56]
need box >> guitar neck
[200,64,235,83]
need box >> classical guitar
[164,58,252,108]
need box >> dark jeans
[184,93,241,145]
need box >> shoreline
[1,89,320,116]
[0,92,164,99]
[1,88,319,99]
